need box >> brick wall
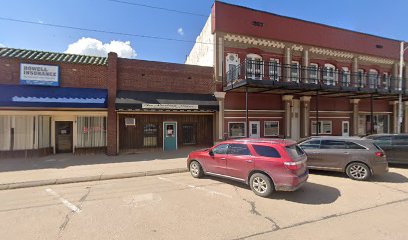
[0,58,108,88]
[117,58,215,94]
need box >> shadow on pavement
[0,146,202,173]
[371,172,408,183]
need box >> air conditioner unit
[125,118,135,126]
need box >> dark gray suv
[364,134,408,164]
[299,136,388,180]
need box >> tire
[249,173,274,197]
[346,162,371,181]
[189,161,204,178]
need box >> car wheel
[249,173,273,197]
[346,162,371,181]
[189,161,204,178]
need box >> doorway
[163,122,177,151]
[55,121,73,153]
[249,121,260,138]
[291,99,300,140]
[342,121,350,137]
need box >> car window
[212,144,228,154]
[252,145,281,158]
[285,144,305,160]
[393,135,408,146]
[320,140,347,149]
[299,139,320,149]
[372,136,392,146]
[345,141,366,150]
[228,144,251,156]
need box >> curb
[0,167,188,191]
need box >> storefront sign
[20,63,59,86]
[142,103,199,110]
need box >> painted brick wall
[117,58,215,94]
[0,58,108,88]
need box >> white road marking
[45,188,81,213]
[157,176,232,198]
[123,193,161,208]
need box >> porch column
[352,57,358,87]
[214,92,226,141]
[300,96,311,138]
[302,50,309,83]
[282,95,293,138]
[350,99,360,136]
[404,102,408,133]
[284,47,291,82]
[107,52,118,156]
[390,101,399,133]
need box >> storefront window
[38,116,51,148]
[0,116,11,151]
[264,121,279,136]
[13,116,35,150]
[143,124,158,147]
[360,114,389,135]
[229,122,246,138]
[77,116,107,148]
[311,121,332,135]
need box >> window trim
[263,121,279,137]
[311,120,332,135]
[228,122,247,138]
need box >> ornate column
[214,92,226,141]
[302,49,309,83]
[350,99,360,136]
[300,96,311,138]
[284,47,291,82]
[352,57,358,87]
[282,95,293,138]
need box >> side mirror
[209,150,214,157]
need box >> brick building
[186,1,408,141]
[0,48,218,157]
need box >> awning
[0,85,107,108]
[116,91,219,111]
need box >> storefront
[116,90,218,152]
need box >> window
[345,141,366,149]
[212,144,229,154]
[229,122,246,138]
[299,139,321,149]
[368,69,379,88]
[77,116,107,148]
[309,63,319,84]
[253,145,281,158]
[125,118,135,126]
[285,144,305,159]
[268,58,280,81]
[0,116,11,151]
[382,72,390,89]
[311,121,332,135]
[290,61,299,82]
[323,64,337,86]
[392,135,408,146]
[228,144,251,155]
[13,116,35,150]
[341,67,350,86]
[320,140,346,149]
[357,69,365,87]
[246,54,263,80]
[143,124,158,147]
[226,53,240,81]
[182,124,196,145]
[264,121,279,136]
[38,116,51,148]
[371,135,392,147]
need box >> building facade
[186,1,408,141]
[0,48,218,157]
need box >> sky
[1,0,408,63]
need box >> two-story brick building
[186,1,408,141]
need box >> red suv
[187,138,308,197]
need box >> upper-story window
[341,67,350,86]
[323,64,337,86]
[226,53,240,82]
[309,63,319,84]
[357,69,365,87]
[383,72,390,89]
[368,69,379,88]
[246,54,263,80]
[290,61,300,82]
[268,58,280,81]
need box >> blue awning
[0,85,107,108]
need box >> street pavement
[1,166,408,240]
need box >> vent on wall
[252,21,264,27]
[125,118,135,126]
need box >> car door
[206,144,228,175]
[298,139,321,168]
[318,140,349,170]
[226,143,254,181]
[391,135,408,164]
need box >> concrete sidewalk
[0,147,200,190]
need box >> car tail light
[284,161,302,171]
[375,151,385,157]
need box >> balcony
[224,60,407,100]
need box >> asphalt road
[1,166,408,240]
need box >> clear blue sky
[1,0,407,63]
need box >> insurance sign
[20,63,59,86]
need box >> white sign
[142,103,199,110]
[20,63,59,86]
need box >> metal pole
[371,94,374,135]
[397,41,404,134]
[245,86,249,137]
[316,90,319,136]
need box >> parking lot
[1,166,408,240]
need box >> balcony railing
[224,60,405,93]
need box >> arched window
[268,58,281,81]
[309,63,319,84]
[246,54,263,80]
[226,53,240,81]
[323,64,337,86]
[357,69,365,87]
[341,67,350,86]
[368,69,379,88]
